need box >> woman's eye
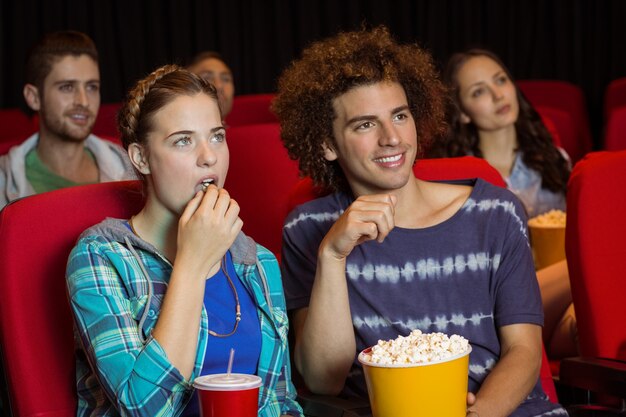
[471,88,484,98]
[174,136,192,146]
[496,75,508,85]
[211,132,226,143]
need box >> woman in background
[429,49,577,360]
[66,64,302,417]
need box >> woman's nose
[492,86,504,101]
[197,141,217,166]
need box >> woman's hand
[176,184,243,278]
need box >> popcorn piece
[528,209,566,227]
[361,330,470,365]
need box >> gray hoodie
[0,133,136,209]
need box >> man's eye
[394,113,408,122]
[356,121,373,130]
[87,83,100,92]
[59,84,73,92]
[200,72,215,83]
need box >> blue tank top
[182,250,262,416]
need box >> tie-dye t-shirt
[281,178,568,417]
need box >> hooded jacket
[66,218,302,417]
[0,133,135,209]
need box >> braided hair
[117,64,219,151]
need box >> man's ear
[321,140,338,162]
[128,143,150,175]
[23,84,41,112]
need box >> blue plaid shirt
[66,218,302,417]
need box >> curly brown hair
[272,26,448,193]
[428,49,570,194]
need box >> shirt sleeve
[492,197,544,328]
[280,209,324,311]
[67,237,191,416]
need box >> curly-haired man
[274,26,567,417]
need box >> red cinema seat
[604,77,626,122]
[560,150,626,411]
[225,123,300,258]
[603,106,626,151]
[225,94,277,127]
[518,80,593,162]
[538,110,563,148]
[0,136,27,156]
[0,180,144,417]
[0,108,36,143]
[565,151,626,361]
[535,106,577,152]
[92,102,122,139]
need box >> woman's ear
[321,140,338,161]
[128,143,150,175]
[460,111,472,124]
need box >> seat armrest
[297,391,372,417]
[559,356,626,398]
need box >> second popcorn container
[358,336,471,417]
[528,210,567,270]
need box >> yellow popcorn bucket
[358,346,471,417]
[528,223,566,270]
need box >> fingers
[180,190,204,224]
[196,185,241,233]
[348,195,396,243]
[322,194,397,259]
[198,184,222,211]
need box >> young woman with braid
[66,65,302,417]
[428,49,577,360]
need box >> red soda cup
[193,373,262,417]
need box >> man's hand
[320,194,397,261]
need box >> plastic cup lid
[193,373,262,391]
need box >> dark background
[2,0,626,148]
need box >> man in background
[187,51,235,118]
[0,30,134,209]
